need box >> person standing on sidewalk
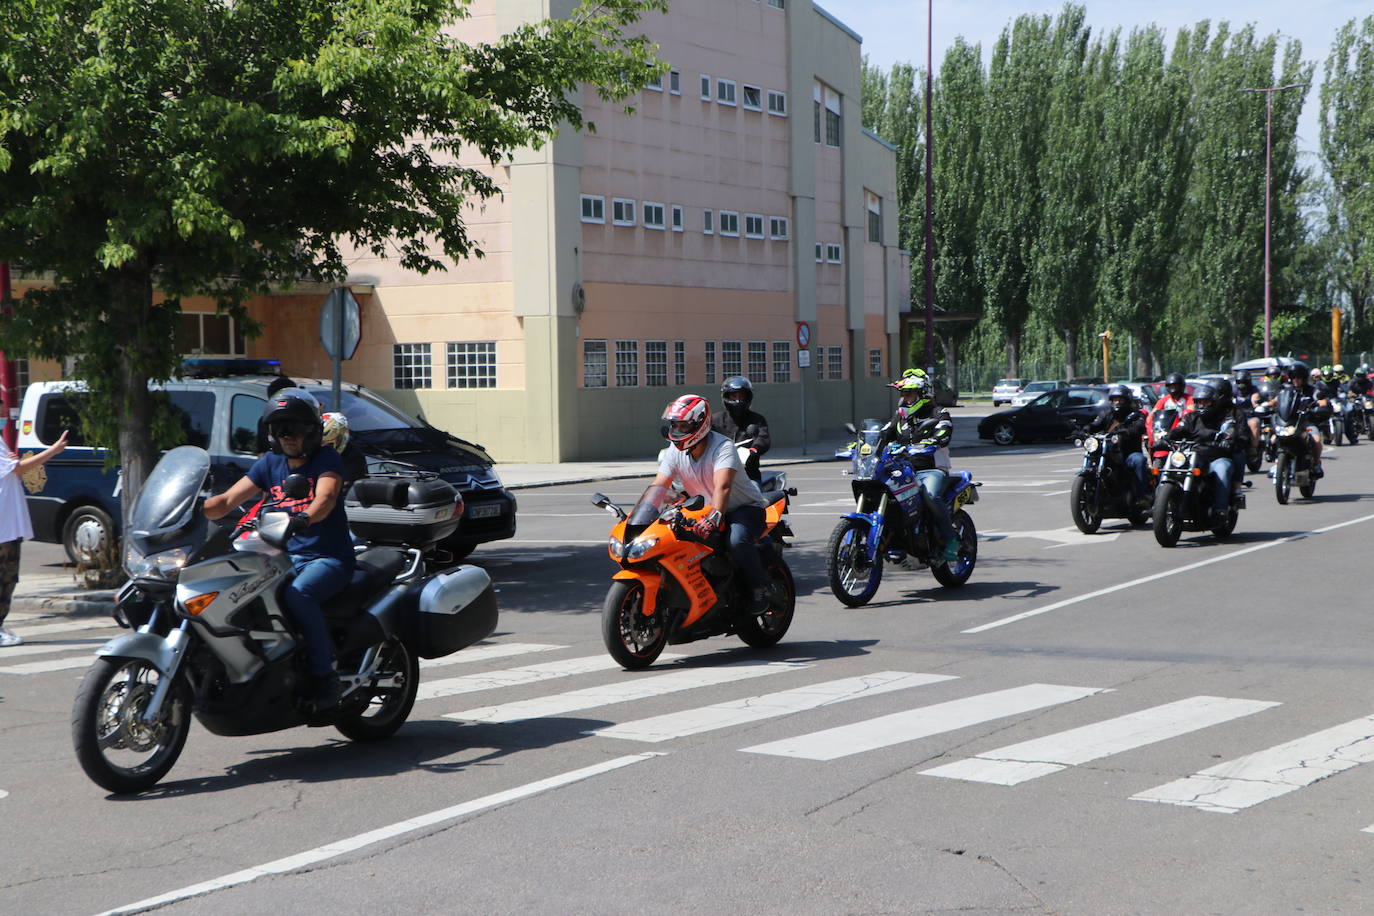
[0,429,70,647]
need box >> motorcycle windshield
[627,484,675,527]
[852,428,884,479]
[128,446,211,541]
[1275,387,1301,424]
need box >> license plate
[466,503,502,519]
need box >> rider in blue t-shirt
[204,389,354,710]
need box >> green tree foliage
[1320,16,1374,332]
[0,0,665,512]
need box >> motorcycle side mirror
[256,511,293,549]
[282,474,311,500]
[591,492,610,508]
[683,495,706,511]
[845,422,858,434]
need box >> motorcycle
[825,422,980,607]
[1337,391,1364,445]
[1151,428,1245,547]
[1249,403,1274,471]
[72,446,499,793]
[1147,407,1181,471]
[1068,426,1149,533]
[1270,387,1319,504]
[592,484,796,669]
[1363,391,1374,442]
[834,419,885,461]
[1324,392,1344,446]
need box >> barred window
[748,341,768,382]
[827,345,843,380]
[674,341,686,385]
[869,348,883,377]
[583,339,608,388]
[722,341,743,379]
[446,341,496,389]
[772,342,791,383]
[615,340,639,387]
[392,343,432,389]
[705,341,716,385]
[826,109,842,146]
[645,340,668,386]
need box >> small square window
[612,198,636,226]
[700,74,712,100]
[769,217,790,240]
[703,209,714,235]
[826,243,843,264]
[645,340,668,387]
[720,211,740,237]
[643,202,666,230]
[748,341,768,382]
[447,341,497,389]
[869,348,883,378]
[645,73,663,92]
[717,79,737,106]
[674,341,686,385]
[615,340,639,387]
[580,195,605,224]
[669,70,681,95]
[768,0,785,8]
[827,346,843,379]
[722,341,743,378]
[744,214,765,239]
[583,340,608,388]
[671,205,684,232]
[393,343,432,390]
[705,341,717,385]
[815,243,824,263]
[772,342,791,383]
[768,90,788,116]
[742,85,762,111]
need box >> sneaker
[942,540,961,563]
[0,627,22,648]
[748,587,770,615]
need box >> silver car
[1010,380,1069,407]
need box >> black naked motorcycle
[1152,426,1246,547]
[1270,387,1319,504]
[1068,426,1149,533]
[1337,390,1364,445]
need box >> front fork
[845,492,889,562]
[138,621,193,725]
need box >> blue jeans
[1124,451,1148,500]
[915,469,958,545]
[284,555,354,677]
[1208,457,1235,513]
[724,505,768,591]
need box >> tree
[0,0,665,519]
[1320,16,1374,333]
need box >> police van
[18,360,517,567]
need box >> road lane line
[4,618,114,638]
[0,654,99,675]
[921,696,1279,785]
[593,671,957,743]
[0,636,109,659]
[741,683,1103,761]
[415,653,681,702]
[445,660,809,724]
[962,511,1374,633]
[1132,714,1374,813]
[97,753,663,916]
[419,643,562,670]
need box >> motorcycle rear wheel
[825,518,883,607]
[932,510,978,587]
[1152,482,1182,548]
[737,557,795,648]
[1349,419,1361,446]
[1274,453,1291,505]
[602,580,668,670]
[1300,476,1317,499]
[1069,475,1102,534]
[72,656,191,794]
[1211,509,1238,539]
[335,640,420,742]
[1246,449,1263,473]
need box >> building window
[869,348,883,378]
[612,198,636,226]
[615,340,639,387]
[674,341,686,385]
[703,209,714,235]
[392,343,432,389]
[827,346,843,379]
[645,73,663,92]
[671,205,684,232]
[705,341,717,384]
[645,340,668,386]
[717,79,737,106]
[826,243,843,264]
[826,108,842,147]
[813,87,822,143]
[722,340,743,378]
[772,342,791,383]
[818,83,842,146]
[720,211,740,237]
[742,85,762,111]
[178,311,246,356]
[446,342,497,389]
[867,191,882,243]
[583,340,608,388]
[768,90,788,116]
[814,243,824,263]
[644,202,666,230]
[769,217,790,240]
[748,341,768,382]
[768,0,785,7]
[700,74,712,100]
[669,70,681,95]
[744,214,765,239]
[580,195,605,224]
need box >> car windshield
[628,484,675,527]
[1031,392,1055,406]
[129,446,210,537]
[305,387,419,432]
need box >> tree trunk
[1135,327,1154,380]
[113,266,159,531]
[939,332,960,394]
[1007,331,1021,379]
[1064,329,1077,381]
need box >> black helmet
[262,389,323,457]
[1166,372,1186,394]
[1290,363,1310,381]
[1107,384,1129,400]
[721,376,753,410]
[1192,383,1215,405]
[1213,379,1233,403]
[1232,369,1250,385]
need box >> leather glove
[691,509,722,539]
[285,512,311,538]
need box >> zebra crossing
[9,613,1374,831]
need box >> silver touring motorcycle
[71,445,498,793]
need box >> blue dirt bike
[825,422,981,607]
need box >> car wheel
[991,422,1017,446]
[62,505,116,567]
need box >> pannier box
[347,474,462,549]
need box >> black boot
[308,674,344,712]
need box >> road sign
[320,288,361,361]
[796,322,811,349]
[798,349,812,368]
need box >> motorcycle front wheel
[932,510,978,587]
[335,639,420,742]
[1069,475,1102,534]
[1274,453,1292,505]
[825,518,883,607]
[1152,482,1183,548]
[602,580,668,670]
[72,656,192,794]
[1348,419,1361,446]
[1245,448,1263,473]
[738,556,795,648]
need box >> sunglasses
[271,423,313,439]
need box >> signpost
[796,322,811,454]
[319,287,361,410]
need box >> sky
[818,0,1367,159]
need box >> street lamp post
[1241,83,1303,359]
[922,0,935,375]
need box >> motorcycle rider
[1349,365,1374,398]
[321,410,369,492]
[1232,369,1262,461]
[1153,372,1194,415]
[710,376,771,483]
[204,389,354,709]
[877,372,960,562]
[1164,383,1248,523]
[1085,384,1149,509]
[654,394,772,614]
[1288,363,1328,477]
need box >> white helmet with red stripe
[662,394,711,451]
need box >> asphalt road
[4,437,1374,914]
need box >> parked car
[18,362,516,567]
[1010,380,1069,407]
[991,378,1028,406]
[1068,376,1105,386]
[977,386,1110,445]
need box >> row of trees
[862,5,1374,388]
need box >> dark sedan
[977,386,1109,445]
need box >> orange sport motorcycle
[592,484,796,669]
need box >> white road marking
[593,671,957,743]
[97,753,662,916]
[1132,714,1374,814]
[0,789,7,801]
[419,643,562,670]
[1041,489,1072,497]
[921,696,1279,785]
[977,526,1123,548]
[0,636,109,659]
[741,683,1104,761]
[446,661,809,724]
[963,510,1374,633]
[0,654,98,675]
[415,654,680,702]
[2,618,114,637]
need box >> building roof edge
[862,127,898,152]
[812,3,863,45]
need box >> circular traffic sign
[796,322,811,349]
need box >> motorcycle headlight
[1279,425,1297,437]
[607,536,625,559]
[626,536,659,560]
[1083,437,1100,454]
[124,544,189,581]
[854,455,879,479]
[1168,450,1187,468]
